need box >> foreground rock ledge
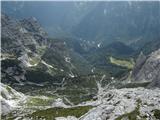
[56,88,160,120]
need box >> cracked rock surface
[80,88,160,120]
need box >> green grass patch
[1,112,17,120]
[29,57,40,66]
[26,97,54,106]
[152,109,160,119]
[6,86,12,93]
[110,56,134,69]
[29,106,93,120]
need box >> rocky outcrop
[1,14,47,56]
[148,72,160,88]
[131,49,160,87]
[82,88,160,120]
[53,88,160,120]
[131,52,147,78]
[0,83,25,115]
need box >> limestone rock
[131,49,160,87]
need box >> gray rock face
[53,88,160,120]
[1,14,47,56]
[131,52,147,78]
[80,88,160,120]
[131,49,160,87]
[148,71,160,88]
[1,14,48,85]
[0,83,25,115]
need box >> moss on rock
[152,109,160,119]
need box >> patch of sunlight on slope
[109,56,135,69]
[28,56,40,66]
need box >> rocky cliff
[1,14,47,57]
[0,83,25,115]
[131,49,160,87]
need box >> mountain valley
[1,1,160,120]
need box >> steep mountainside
[1,3,160,119]
[1,1,97,37]
[1,14,92,84]
[139,39,160,55]
[131,49,160,87]
[73,1,160,49]
[1,14,47,57]
[1,14,104,106]
[2,14,135,88]
[82,41,135,78]
[2,1,160,50]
